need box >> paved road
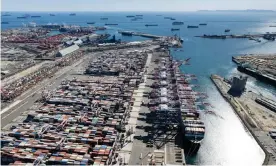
[1,55,89,127]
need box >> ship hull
[183,136,201,155]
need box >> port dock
[210,74,276,165]
[232,54,276,86]
[1,39,187,165]
[118,31,163,39]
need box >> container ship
[172,21,184,25]
[147,52,207,155]
[105,23,118,26]
[171,28,180,31]
[187,25,199,28]
[145,24,158,27]
[31,16,41,18]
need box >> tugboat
[225,29,230,32]
[187,25,199,28]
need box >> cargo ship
[49,14,55,16]
[171,28,180,31]
[1,21,9,24]
[126,15,135,18]
[100,18,108,20]
[31,16,41,18]
[105,23,118,26]
[17,16,27,19]
[187,25,199,28]
[69,13,76,16]
[87,22,95,24]
[225,29,230,32]
[145,24,158,27]
[148,53,207,155]
[199,23,207,26]
[172,21,184,25]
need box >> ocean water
[2,11,276,165]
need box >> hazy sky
[2,0,276,12]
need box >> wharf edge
[210,74,270,165]
[232,56,276,86]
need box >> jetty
[210,74,276,165]
[232,54,276,86]
[196,33,276,41]
[118,31,163,39]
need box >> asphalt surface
[1,55,90,128]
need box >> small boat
[49,14,55,16]
[187,25,199,28]
[1,21,9,24]
[105,23,118,26]
[171,28,180,31]
[199,23,207,26]
[120,31,133,36]
[172,21,184,25]
[145,24,158,27]
[126,15,135,18]
[87,22,95,24]
[225,29,230,32]
[101,18,108,20]
[69,13,76,16]
[31,16,41,18]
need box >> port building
[56,44,79,57]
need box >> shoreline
[210,74,272,165]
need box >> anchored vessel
[69,13,76,16]
[187,25,199,28]
[225,29,230,32]
[199,23,207,26]
[172,22,184,25]
[171,28,180,31]
[145,24,158,27]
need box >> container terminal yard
[232,54,276,86]
[0,25,194,165]
[210,74,276,165]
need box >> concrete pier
[210,74,276,165]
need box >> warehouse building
[56,44,80,57]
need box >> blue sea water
[2,11,276,165]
